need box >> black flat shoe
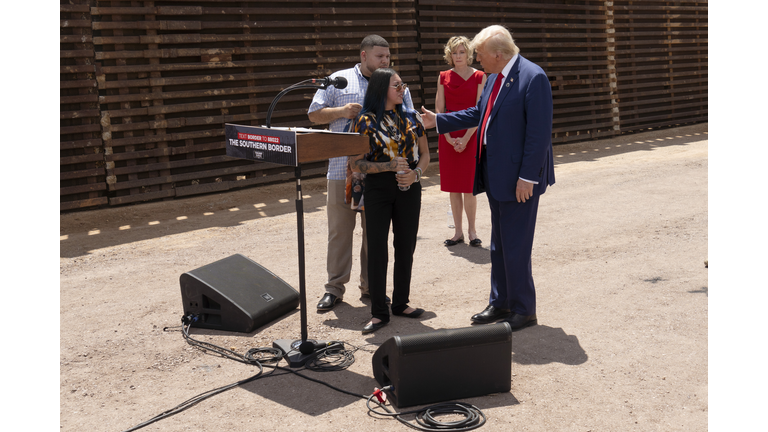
[317,293,340,311]
[469,238,482,247]
[503,313,537,331]
[471,304,511,324]
[362,319,388,334]
[393,308,425,318]
[444,237,464,246]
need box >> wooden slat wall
[417,0,620,145]
[61,0,108,211]
[60,0,707,210]
[612,0,707,132]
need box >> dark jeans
[363,172,422,322]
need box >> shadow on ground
[60,125,707,259]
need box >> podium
[225,123,368,367]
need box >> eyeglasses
[391,83,408,91]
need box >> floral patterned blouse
[352,109,425,169]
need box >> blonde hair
[471,25,519,59]
[443,36,473,67]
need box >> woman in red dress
[435,36,487,247]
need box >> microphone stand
[265,80,333,367]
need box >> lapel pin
[506,82,510,87]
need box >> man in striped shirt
[308,35,414,311]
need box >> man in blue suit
[420,25,554,331]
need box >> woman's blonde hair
[443,36,474,67]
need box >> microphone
[298,340,340,355]
[311,76,348,89]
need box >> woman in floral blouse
[350,68,430,334]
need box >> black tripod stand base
[273,339,331,368]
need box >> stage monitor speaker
[372,322,512,407]
[179,254,299,333]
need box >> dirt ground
[60,123,708,431]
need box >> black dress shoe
[317,293,340,311]
[471,304,511,324]
[444,237,464,246]
[362,319,388,334]
[504,313,537,331]
[392,307,424,318]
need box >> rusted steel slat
[61,109,100,120]
[92,21,202,31]
[111,155,261,176]
[60,20,91,28]
[108,189,176,206]
[618,77,708,91]
[613,6,708,12]
[105,137,224,160]
[617,62,708,73]
[96,55,357,74]
[554,103,617,116]
[60,197,109,211]
[99,83,284,104]
[61,167,106,181]
[61,94,99,104]
[107,129,223,149]
[202,6,415,14]
[60,79,98,89]
[553,112,615,124]
[616,29,709,37]
[421,34,611,49]
[616,70,707,82]
[61,65,95,74]
[155,0,411,2]
[619,116,708,131]
[60,123,101,135]
[614,38,707,46]
[90,6,203,15]
[60,4,90,13]
[553,121,616,134]
[418,0,605,11]
[61,139,103,151]
[419,10,608,20]
[616,88,708,100]
[613,24,708,31]
[61,152,104,165]
[93,29,418,45]
[200,19,417,29]
[61,49,95,59]
[173,166,327,198]
[95,41,419,60]
[614,47,708,57]
[419,22,609,30]
[60,182,107,196]
[61,35,93,43]
[620,101,708,116]
[620,110,708,125]
[109,164,259,191]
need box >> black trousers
[363,172,422,322]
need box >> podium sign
[225,124,297,166]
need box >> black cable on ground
[366,394,487,432]
[122,317,486,431]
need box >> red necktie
[478,73,504,156]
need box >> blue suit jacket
[437,55,555,201]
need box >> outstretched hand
[420,106,436,129]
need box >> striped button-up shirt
[308,64,414,180]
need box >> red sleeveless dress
[438,69,486,193]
